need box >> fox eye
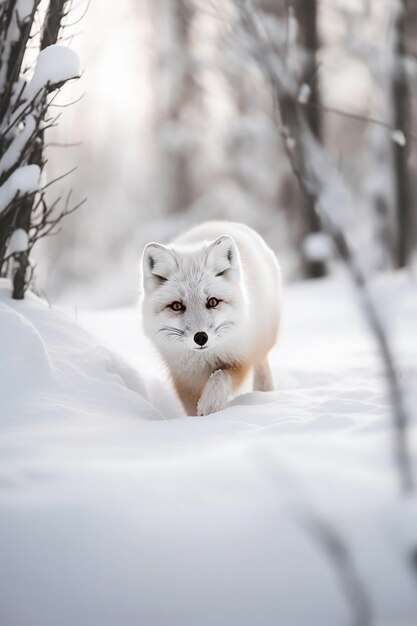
[207,297,220,309]
[169,301,185,312]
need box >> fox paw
[197,396,226,416]
[196,369,229,416]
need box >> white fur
[141,221,281,415]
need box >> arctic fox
[141,221,281,416]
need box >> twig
[302,515,373,626]
[302,101,417,143]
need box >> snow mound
[0,274,417,626]
[0,303,51,410]
[0,280,159,424]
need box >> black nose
[194,332,208,346]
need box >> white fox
[141,221,281,416]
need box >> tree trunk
[392,0,411,268]
[0,0,39,282]
[151,0,198,215]
[293,0,326,278]
[12,0,68,299]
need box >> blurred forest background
[34,0,417,307]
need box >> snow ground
[0,273,416,626]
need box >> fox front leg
[197,369,231,416]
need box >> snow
[0,164,41,215]
[391,129,407,147]
[16,0,34,22]
[298,83,312,104]
[7,229,29,254]
[0,273,416,626]
[26,45,81,100]
[303,232,334,262]
[0,114,36,176]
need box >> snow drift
[0,274,416,626]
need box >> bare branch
[236,0,415,494]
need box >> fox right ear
[142,242,177,293]
[207,236,240,281]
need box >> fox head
[141,236,247,357]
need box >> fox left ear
[142,242,177,293]
[207,236,240,280]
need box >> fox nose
[194,332,208,347]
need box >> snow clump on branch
[26,45,80,100]
[0,165,41,216]
[8,229,29,254]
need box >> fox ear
[142,242,177,293]
[207,236,240,280]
